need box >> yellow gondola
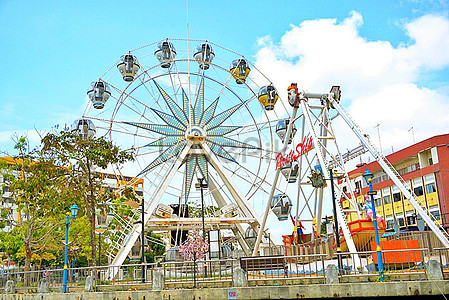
[257,84,278,110]
[229,58,250,84]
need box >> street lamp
[195,177,208,277]
[329,167,343,274]
[140,198,145,283]
[95,212,108,280]
[63,203,79,293]
[363,169,385,281]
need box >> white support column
[253,106,299,256]
[107,142,193,279]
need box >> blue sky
[1,0,449,239]
[1,0,448,152]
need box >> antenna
[374,122,382,154]
[408,126,415,144]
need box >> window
[386,220,394,229]
[426,183,436,194]
[429,205,441,220]
[406,215,415,225]
[343,186,347,194]
[374,197,382,207]
[393,192,401,202]
[355,181,361,190]
[383,195,391,204]
[414,186,423,196]
[397,217,405,227]
[430,210,441,220]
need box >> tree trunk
[90,205,97,266]
[24,242,32,285]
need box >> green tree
[41,131,134,266]
[145,231,165,263]
[0,137,74,280]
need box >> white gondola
[154,41,177,68]
[229,58,250,84]
[280,161,299,183]
[70,119,96,140]
[244,226,256,248]
[219,203,238,218]
[271,194,292,221]
[193,43,215,70]
[117,53,140,82]
[257,84,279,110]
[165,246,181,261]
[154,203,173,219]
[87,81,111,109]
[276,119,297,144]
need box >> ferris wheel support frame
[106,142,193,280]
[253,106,299,256]
[107,140,267,278]
[332,100,449,248]
[208,176,252,255]
[300,96,361,269]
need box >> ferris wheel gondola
[87,80,111,109]
[117,53,140,82]
[276,119,297,144]
[193,43,215,70]
[271,194,292,221]
[280,161,299,183]
[257,85,279,111]
[154,41,177,68]
[229,58,250,84]
[70,118,96,140]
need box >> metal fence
[1,247,448,293]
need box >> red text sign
[276,136,313,169]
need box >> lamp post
[363,169,384,281]
[329,167,343,274]
[141,198,145,283]
[63,204,79,293]
[95,213,107,280]
[195,177,208,277]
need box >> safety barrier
[1,247,447,293]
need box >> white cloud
[254,12,449,151]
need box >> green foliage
[0,230,24,262]
[187,200,219,218]
[145,231,165,263]
[40,130,135,265]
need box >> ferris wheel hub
[186,126,206,144]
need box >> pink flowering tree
[179,230,209,285]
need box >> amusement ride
[74,38,449,278]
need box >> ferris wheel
[80,38,292,269]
